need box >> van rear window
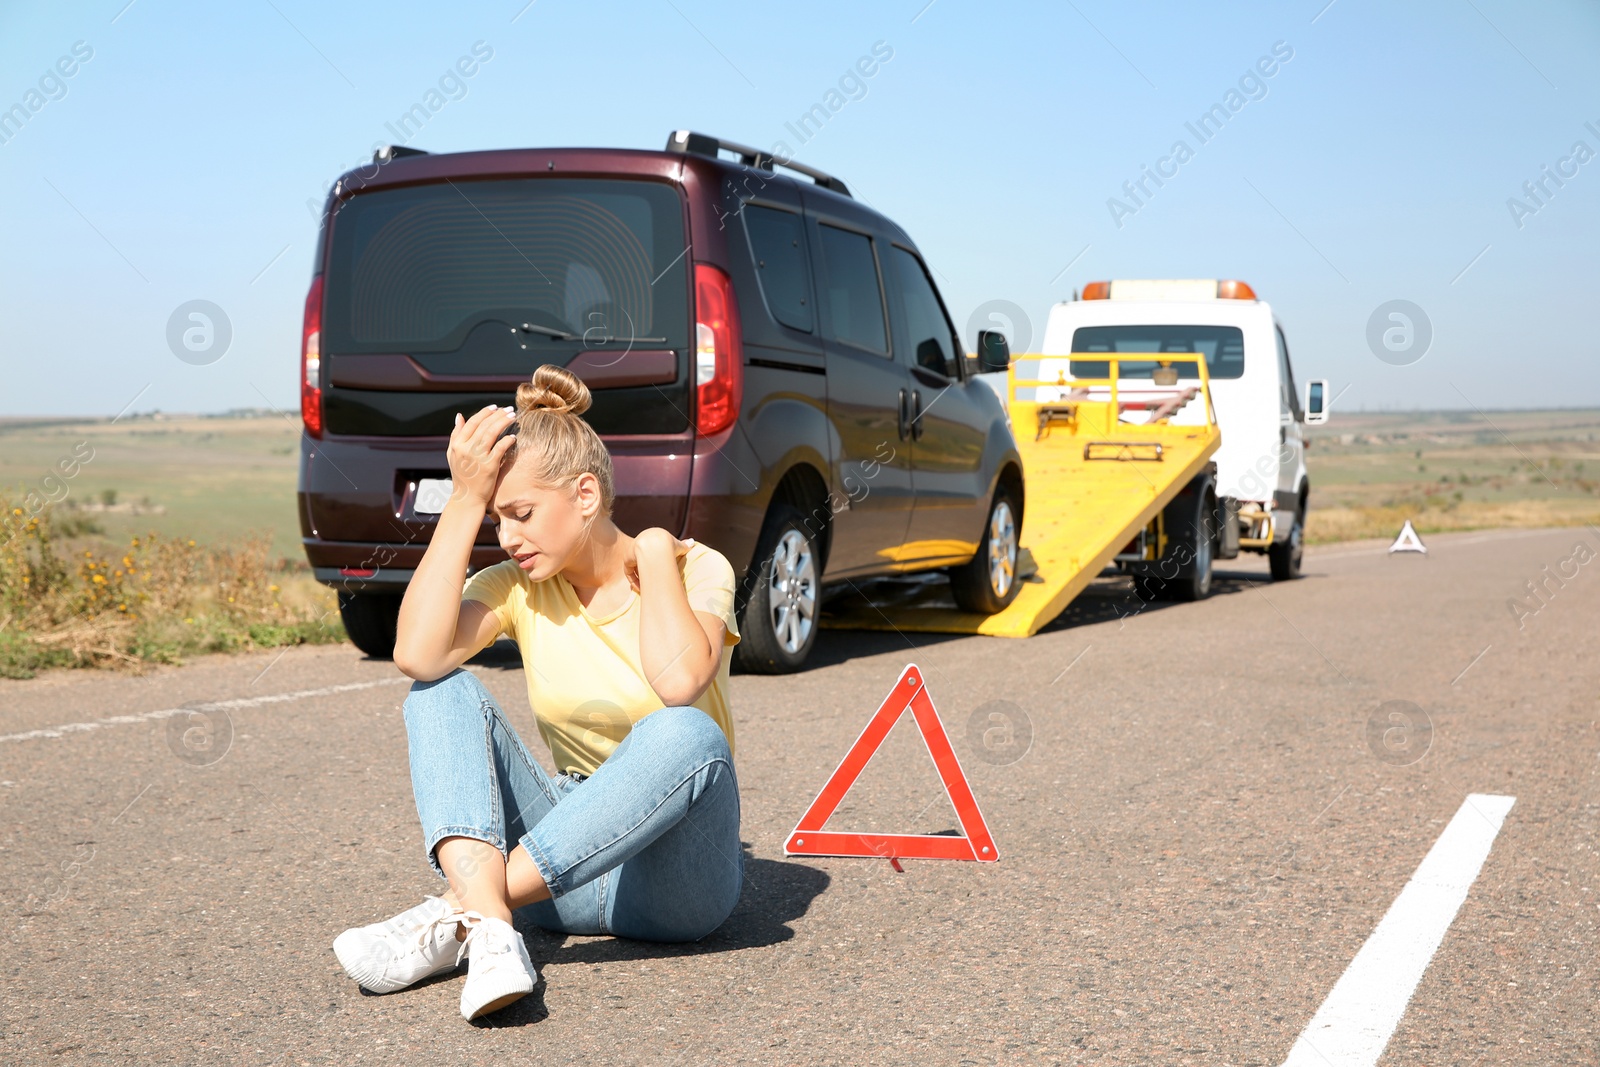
[321,178,689,353]
[1068,325,1245,380]
[743,204,814,333]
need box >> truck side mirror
[1305,379,1329,424]
[976,330,1011,373]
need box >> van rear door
[314,177,695,536]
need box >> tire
[1132,477,1216,603]
[1269,498,1305,581]
[949,484,1022,615]
[1169,492,1215,602]
[735,505,822,674]
[338,591,401,659]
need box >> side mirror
[976,330,1011,373]
[1305,378,1329,424]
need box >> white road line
[0,677,411,745]
[1280,792,1516,1067]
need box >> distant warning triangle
[1389,519,1428,554]
[785,664,998,862]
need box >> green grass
[0,412,343,677]
[0,412,305,563]
[1304,409,1600,542]
[0,502,344,679]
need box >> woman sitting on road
[332,364,743,1021]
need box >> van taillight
[693,263,742,436]
[301,275,324,438]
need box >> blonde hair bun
[515,363,592,418]
[506,361,616,519]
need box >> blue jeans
[401,668,743,942]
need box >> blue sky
[1,0,1596,417]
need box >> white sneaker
[333,895,472,994]
[458,914,538,1020]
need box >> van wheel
[338,591,401,659]
[1269,501,1305,581]
[736,505,821,674]
[950,485,1021,614]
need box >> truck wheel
[950,484,1022,614]
[338,591,401,659]
[736,504,821,674]
[1269,501,1305,581]
[1170,492,1215,602]
[1133,477,1216,604]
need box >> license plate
[414,478,453,515]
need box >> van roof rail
[665,130,851,197]
[373,144,429,164]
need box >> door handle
[911,390,925,440]
[897,388,909,441]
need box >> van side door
[808,215,916,576]
[885,243,991,565]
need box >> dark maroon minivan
[299,131,1023,672]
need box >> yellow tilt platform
[822,354,1222,638]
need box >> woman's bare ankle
[452,906,513,940]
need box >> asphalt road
[3,527,1598,1066]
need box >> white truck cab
[983,279,1327,580]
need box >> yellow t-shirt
[460,542,741,777]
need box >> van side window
[888,246,961,379]
[743,205,814,333]
[1275,326,1302,420]
[816,224,888,355]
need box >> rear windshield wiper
[519,322,578,340]
[518,323,669,345]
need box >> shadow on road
[1035,567,1266,633]
[806,565,1279,654]
[518,843,830,967]
[443,845,828,1028]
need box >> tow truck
[822,278,1326,638]
[1032,279,1328,582]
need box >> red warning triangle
[784,664,998,862]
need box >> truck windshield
[321,178,690,354]
[1068,325,1244,380]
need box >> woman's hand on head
[447,405,517,507]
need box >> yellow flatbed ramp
[822,354,1222,638]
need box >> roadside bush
[0,498,343,678]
